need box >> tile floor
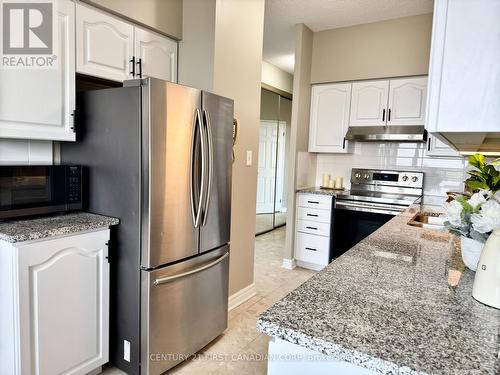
[102,227,315,375]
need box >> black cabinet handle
[306,213,318,217]
[388,108,391,121]
[305,247,317,252]
[343,137,346,149]
[129,57,135,77]
[137,58,142,78]
[382,108,386,122]
[307,201,319,204]
[427,137,431,151]
[306,226,318,230]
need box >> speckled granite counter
[257,205,500,374]
[0,212,119,243]
[296,187,342,196]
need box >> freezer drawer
[140,245,229,375]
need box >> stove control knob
[402,175,409,182]
[411,176,418,183]
[355,173,361,179]
[363,173,370,180]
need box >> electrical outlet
[124,340,130,362]
[246,150,252,166]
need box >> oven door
[332,201,401,258]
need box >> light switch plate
[246,150,252,166]
[124,340,130,362]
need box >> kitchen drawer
[297,193,333,210]
[297,206,331,224]
[295,232,330,266]
[296,219,331,237]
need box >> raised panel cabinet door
[309,83,351,153]
[426,135,460,157]
[17,230,110,375]
[134,27,178,82]
[349,80,389,127]
[387,77,428,126]
[76,4,134,82]
[426,0,500,133]
[0,0,75,141]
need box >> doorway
[256,88,292,235]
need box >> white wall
[312,143,466,206]
[0,140,53,164]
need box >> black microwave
[0,165,82,220]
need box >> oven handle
[335,200,404,215]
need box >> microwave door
[199,92,233,254]
[141,81,202,269]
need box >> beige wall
[284,24,315,261]
[178,0,216,91]
[311,13,433,83]
[261,61,294,94]
[83,0,183,39]
[212,0,265,295]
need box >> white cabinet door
[426,0,500,133]
[0,0,75,141]
[309,83,351,153]
[349,80,389,127]
[387,77,427,126]
[426,135,460,157]
[76,4,134,82]
[17,230,110,375]
[134,27,178,82]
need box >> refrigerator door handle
[190,109,204,227]
[153,252,229,285]
[202,110,214,226]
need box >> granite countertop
[0,212,119,243]
[296,187,343,196]
[257,205,500,375]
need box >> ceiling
[263,0,434,74]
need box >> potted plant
[444,154,500,270]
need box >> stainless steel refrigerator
[61,78,233,375]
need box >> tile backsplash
[0,140,53,165]
[312,142,467,206]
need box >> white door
[76,4,134,82]
[349,80,389,127]
[309,83,351,153]
[17,230,110,375]
[0,0,75,141]
[274,123,286,212]
[387,77,427,126]
[134,27,178,82]
[426,135,460,157]
[256,121,278,214]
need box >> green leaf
[468,154,485,169]
[466,179,489,191]
[466,171,487,182]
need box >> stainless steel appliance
[332,169,423,258]
[0,165,82,219]
[61,78,233,375]
[345,125,427,142]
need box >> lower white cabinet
[0,229,110,375]
[294,193,333,271]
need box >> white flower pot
[472,229,500,309]
[460,236,483,271]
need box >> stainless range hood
[345,125,427,142]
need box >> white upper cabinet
[309,83,352,153]
[426,135,460,157]
[387,77,427,126]
[349,80,389,127]
[135,28,178,82]
[0,0,75,141]
[426,0,500,133]
[76,3,134,82]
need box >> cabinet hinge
[70,109,75,132]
